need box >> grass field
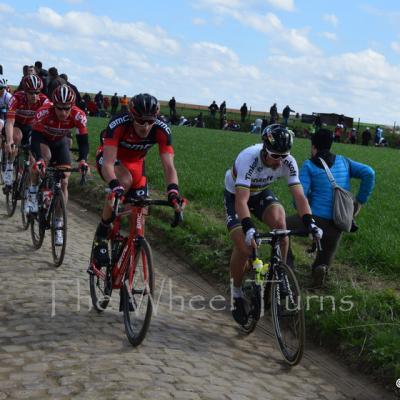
[80,116,400,386]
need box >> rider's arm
[101,145,118,183]
[290,184,312,218]
[235,187,251,220]
[160,152,178,186]
[76,134,89,162]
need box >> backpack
[319,157,354,232]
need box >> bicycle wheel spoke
[123,239,154,347]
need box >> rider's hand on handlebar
[78,160,89,175]
[109,179,125,197]
[167,184,186,212]
[33,159,46,175]
[302,213,323,240]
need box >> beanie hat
[311,128,333,150]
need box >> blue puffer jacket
[300,155,375,220]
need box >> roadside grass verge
[71,116,400,391]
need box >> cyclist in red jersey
[4,75,50,186]
[92,93,184,267]
[28,85,89,244]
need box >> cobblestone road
[0,195,396,399]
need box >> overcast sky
[1,0,400,125]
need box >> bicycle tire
[240,279,261,334]
[0,143,5,185]
[50,191,67,267]
[5,160,19,217]
[89,239,112,312]
[30,206,46,249]
[122,237,154,347]
[20,171,30,230]
[270,262,305,366]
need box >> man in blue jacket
[286,128,375,287]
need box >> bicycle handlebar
[111,193,184,228]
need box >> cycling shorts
[14,121,32,146]
[96,148,147,190]
[223,188,281,231]
[31,131,71,166]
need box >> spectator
[111,93,119,115]
[94,91,104,110]
[219,101,226,129]
[375,127,387,146]
[178,115,188,126]
[208,100,218,118]
[120,95,129,112]
[17,65,36,91]
[269,103,278,124]
[282,105,295,126]
[348,127,357,144]
[59,73,83,111]
[286,128,375,287]
[195,112,205,128]
[240,103,248,123]
[87,99,99,117]
[82,93,91,110]
[334,123,343,143]
[168,96,177,121]
[34,61,48,94]
[46,67,67,98]
[250,118,262,134]
[103,96,110,112]
[361,127,371,146]
[314,114,322,131]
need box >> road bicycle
[88,193,184,346]
[1,143,31,225]
[30,165,86,267]
[240,229,320,366]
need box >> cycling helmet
[0,77,7,89]
[129,93,160,122]
[52,84,76,106]
[262,124,293,154]
[22,74,43,92]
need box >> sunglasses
[26,91,40,95]
[134,118,156,126]
[55,105,72,111]
[267,150,289,160]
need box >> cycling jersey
[224,143,301,195]
[32,104,87,141]
[0,90,12,118]
[7,91,50,125]
[101,113,174,161]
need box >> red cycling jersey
[32,104,88,141]
[101,113,174,161]
[7,91,50,125]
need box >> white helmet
[0,77,7,88]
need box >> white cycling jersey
[224,143,301,195]
[0,90,11,110]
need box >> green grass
[76,116,400,388]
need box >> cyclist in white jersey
[0,77,12,132]
[224,124,323,325]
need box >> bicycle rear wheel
[20,171,30,230]
[270,262,305,366]
[89,239,112,311]
[122,237,154,346]
[30,206,46,249]
[240,278,261,334]
[50,191,67,267]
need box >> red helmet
[23,74,43,92]
[52,84,76,106]
[129,93,159,122]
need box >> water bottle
[252,257,269,285]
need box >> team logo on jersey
[245,158,258,180]
[109,114,130,130]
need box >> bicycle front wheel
[122,238,154,347]
[5,162,19,217]
[20,171,30,230]
[270,262,305,366]
[50,191,67,267]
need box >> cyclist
[4,75,50,187]
[28,84,89,245]
[91,93,184,267]
[224,124,323,325]
[0,78,12,172]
